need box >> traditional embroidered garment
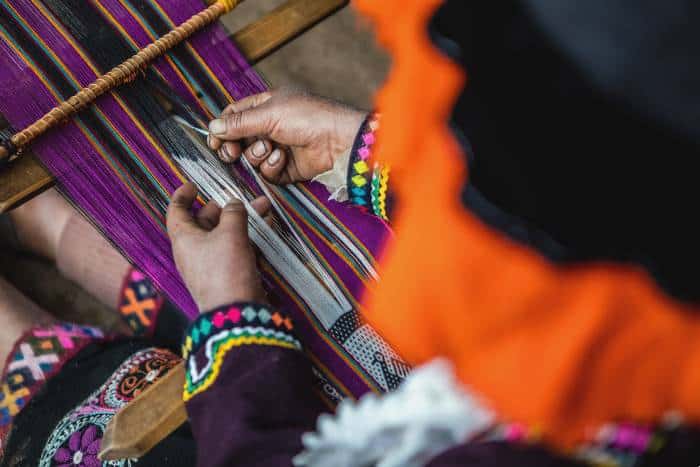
[39,348,182,467]
[0,323,106,448]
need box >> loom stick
[0,0,241,166]
[99,362,188,461]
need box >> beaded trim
[182,303,300,401]
[348,113,385,216]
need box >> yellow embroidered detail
[378,165,390,220]
[353,160,369,175]
[183,336,298,401]
[182,335,193,358]
[351,174,367,187]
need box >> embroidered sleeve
[347,113,391,221]
[181,302,301,401]
[182,302,326,466]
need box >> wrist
[196,280,268,313]
[329,108,368,166]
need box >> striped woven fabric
[0,0,402,400]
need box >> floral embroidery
[183,303,300,401]
[1,323,105,452]
[118,269,165,336]
[53,424,101,467]
[100,348,181,410]
[39,348,181,466]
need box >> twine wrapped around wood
[0,0,240,165]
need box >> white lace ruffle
[294,359,494,467]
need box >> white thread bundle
[170,119,367,327]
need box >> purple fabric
[426,443,581,467]
[185,330,325,467]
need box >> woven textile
[0,0,395,399]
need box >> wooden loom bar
[0,0,348,213]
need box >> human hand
[207,87,366,184]
[167,183,271,311]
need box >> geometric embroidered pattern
[182,302,300,401]
[571,421,670,467]
[484,419,672,467]
[328,310,363,344]
[118,268,165,336]
[370,163,390,221]
[0,322,105,453]
[182,302,295,359]
[348,113,382,215]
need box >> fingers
[166,183,199,238]
[209,92,272,151]
[218,141,242,163]
[218,196,272,234]
[250,196,272,218]
[242,139,273,166]
[221,92,272,116]
[195,201,222,230]
[208,104,273,142]
[207,134,222,152]
[258,148,288,184]
[218,199,249,237]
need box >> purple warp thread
[0,0,394,398]
[0,0,266,317]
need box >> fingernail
[209,119,226,135]
[267,149,281,166]
[222,144,232,160]
[219,148,229,162]
[251,140,266,158]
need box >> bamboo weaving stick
[0,0,241,166]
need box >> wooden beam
[0,0,348,213]
[232,0,347,62]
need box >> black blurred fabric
[430,1,700,302]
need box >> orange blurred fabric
[354,0,700,449]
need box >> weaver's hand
[167,183,270,311]
[207,87,366,184]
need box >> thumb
[218,199,249,237]
[208,105,273,141]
